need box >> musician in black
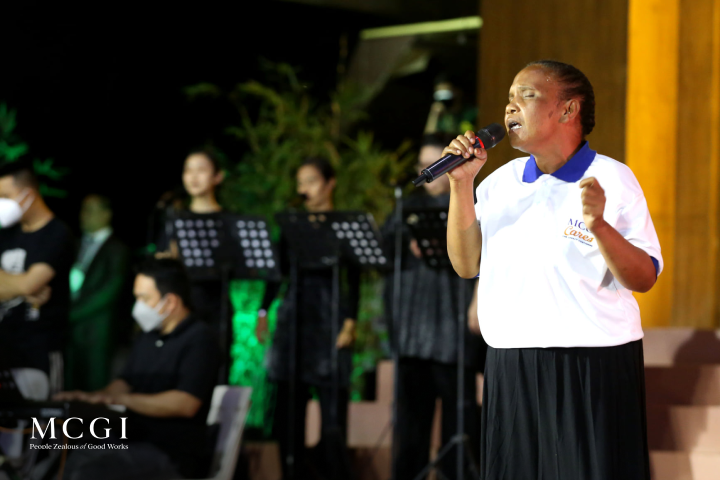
[55,259,220,479]
[154,149,226,328]
[383,134,486,480]
[256,158,359,479]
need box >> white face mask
[0,189,34,228]
[132,298,169,332]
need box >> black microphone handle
[412,137,483,186]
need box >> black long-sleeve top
[261,231,361,387]
[382,193,487,370]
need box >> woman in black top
[153,149,225,325]
[383,134,486,480]
[257,157,359,480]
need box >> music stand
[275,211,386,480]
[171,212,280,383]
[275,211,341,480]
[226,216,281,282]
[405,209,452,269]
[403,207,480,480]
[326,211,389,269]
[173,213,229,277]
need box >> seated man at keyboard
[55,258,220,480]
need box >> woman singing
[154,149,225,325]
[445,60,661,479]
[257,157,359,480]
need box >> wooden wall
[477,0,720,328]
[626,0,720,328]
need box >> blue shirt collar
[522,142,597,183]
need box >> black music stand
[171,212,280,383]
[226,216,281,282]
[275,211,342,480]
[275,211,385,480]
[326,212,389,269]
[404,207,479,480]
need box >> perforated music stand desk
[226,215,281,282]
[326,211,389,269]
[172,212,281,281]
[170,212,280,383]
[171,212,231,280]
[403,207,452,269]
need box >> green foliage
[0,103,28,162]
[187,63,408,404]
[187,62,415,225]
[0,102,68,197]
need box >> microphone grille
[477,123,506,150]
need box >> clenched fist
[443,131,488,184]
[579,177,606,232]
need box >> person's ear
[159,293,180,314]
[327,177,337,192]
[560,98,580,125]
[214,170,225,186]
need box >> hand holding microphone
[413,123,505,186]
[444,132,489,184]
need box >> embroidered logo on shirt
[563,219,594,247]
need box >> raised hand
[443,130,488,184]
[579,177,607,232]
[255,312,269,344]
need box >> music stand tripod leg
[412,282,474,480]
[390,185,404,480]
[287,256,299,480]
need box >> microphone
[413,123,506,186]
[288,193,308,209]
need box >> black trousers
[273,381,351,480]
[396,358,480,480]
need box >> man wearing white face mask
[55,258,220,479]
[0,160,75,397]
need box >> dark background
[1,2,478,251]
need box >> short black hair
[136,258,194,309]
[526,60,596,137]
[300,157,335,181]
[186,148,222,173]
[84,193,112,212]
[0,160,39,189]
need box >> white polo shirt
[474,142,662,348]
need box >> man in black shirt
[0,161,75,397]
[55,259,220,479]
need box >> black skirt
[480,340,650,480]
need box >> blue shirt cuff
[650,256,659,278]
